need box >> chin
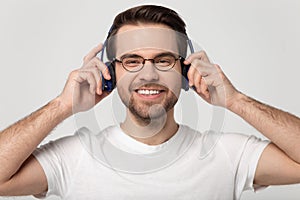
[129,97,177,121]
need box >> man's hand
[184,52,300,187]
[184,51,239,108]
[57,44,112,114]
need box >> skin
[0,23,300,197]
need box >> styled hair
[109,5,187,37]
[106,5,188,59]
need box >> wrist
[51,97,73,119]
[227,92,248,113]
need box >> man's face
[114,24,182,122]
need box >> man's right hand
[0,44,112,196]
[57,44,112,115]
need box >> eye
[155,56,174,66]
[123,58,143,66]
[158,59,171,63]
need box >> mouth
[135,89,164,95]
[132,84,167,99]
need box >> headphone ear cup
[102,62,116,91]
[180,58,190,91]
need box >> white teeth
[137,89,160,95]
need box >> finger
[82,58,112,95]
[184,51,210,65]
[187,64,196,87]
[83,43,103,65]
[200,77,210,99]
[194,72,202,93]
[187,59,211,87]
[84,67,103,95]
[83,57,111,80]
[78,71,97,94]
[193,70,210,99]
[200,64,224,87]
[192,59,215,78]
[101,64,111,80]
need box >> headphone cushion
[102,62,116,91]
[180,58,190,91]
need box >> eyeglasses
[113,53,181,72]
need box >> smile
[136,89,162,95]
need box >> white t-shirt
[33,124,269,200]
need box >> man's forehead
[108,27,184,57]
[119,48,178,58]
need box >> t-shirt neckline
[104,124,183,154]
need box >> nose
[137,60,159,81]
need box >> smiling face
[114,24,183,123]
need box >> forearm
[0,97,71,184]
[229,93,300,163]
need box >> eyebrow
[120,54,142,60]
[119,52,179,60]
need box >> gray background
[0,0,299,199]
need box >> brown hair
[109,5,187,37]
[106,5,188,59]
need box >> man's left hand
[184,51,239,108]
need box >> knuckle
[86,71,94,78]
[94,56,101,62]
[90,81,96,86]
[69,70,79,77]
[91,66,99,73]
[90,58,102,68]
[79,70,92,79]
[83,55,89,62]
[193,59,202,66]
[91,67,99,74]
[89,57,96,64]
[85,64,99,72]
[200,50,207,55]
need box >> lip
[129,83,168,100]
[134,88,165,100]
[133,84,167,90]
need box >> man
[0,4,300,200]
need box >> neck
[120,109,179,145]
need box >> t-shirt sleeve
[236,135,270,192]
[220,133,270,198]
[32,131,84,198]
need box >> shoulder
[181,125,269,160]
[204,130,270,171]
[34,125,126,159]
[34,126,100,160]
[218,132,270,156]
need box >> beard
[118,82,180,124]
[128,91,178,122]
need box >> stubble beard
[127,92,178,125]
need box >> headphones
[100,26,194,92]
